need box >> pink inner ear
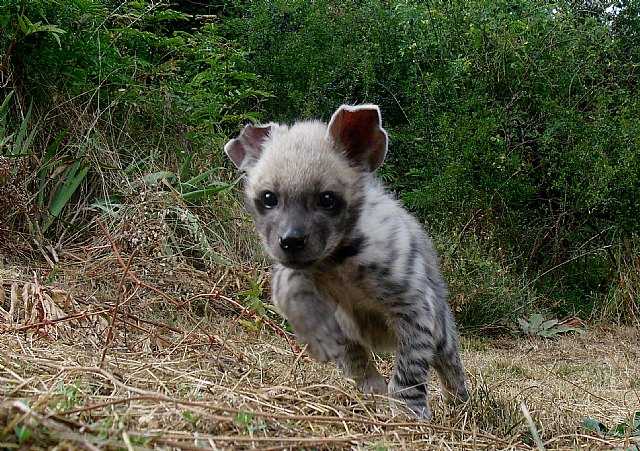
[330,106,387,172]
[339,109,380,158]
[243,123,272,146]
[225,139,246,169]
[224,123,272,170]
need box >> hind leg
[337,340,387,394]
[432,331,469,404]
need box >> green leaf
[14,425,32,445]
[527,313,544,331]
[90,196,124,215]
[178,152,195,180]
[181,168,219,187]
[582,418,608,435]
[38,129,67,207]
[0,14,10,29]
[238,319,260,331]
[0,91,13,138]
[44,162,90,232]
[51,31,62,47]
[43,25,66,34]
[142,171,176,185]
[540,319,559,330]
[17,14,27,34]
[12,101,34,156]
[180,183,232,202]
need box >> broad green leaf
[43,25,65,34]
[582,418,608,435]
[90,196,124,215]
[14,425,32,445]
[181,168,220,187]
[527,313,544,330]
[17,14,27,33]
[180,184,232,202]
[44,164,89,232]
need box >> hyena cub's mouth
[275,246,321,270]
[279,259,317,270]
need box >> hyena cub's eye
[261,191,278,209]
[317,192,337,210]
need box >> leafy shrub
[2,0,638,326]
[0,0,269,263]
[240,0,640,324]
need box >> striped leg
[432,330,469,404]
[337,340,387,394]
[388,325,434,420]
[272,266,345,363]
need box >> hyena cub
[224,104,469,420]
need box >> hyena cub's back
[225,104,469,420]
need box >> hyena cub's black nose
[279,230,309,252]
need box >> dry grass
[1,226,639,450]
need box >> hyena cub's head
[224,104,388,269]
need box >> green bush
[1,0,637,325]
[241,0,639,324]
[1,0,269,258]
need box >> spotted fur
[224,104,469,420]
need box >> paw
[304,333,345,363]
[443,384,470,405]
[388,381,431,421]
[359,374,388,395]
[390,399,431,421]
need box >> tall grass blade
[521,402,545,451]
[38,129,68,207]
[12,102,34,157]
[0,91,14,145]
[43,153,90,233]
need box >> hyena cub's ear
[224,123,273,170]
[327,104,388,172]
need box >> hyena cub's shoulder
[224,104,469,420]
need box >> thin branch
[100,250,135,368]
[0,24,21,75]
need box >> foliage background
[1,0,638,328]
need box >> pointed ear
[327,104,388,172]
[224,123,273,170]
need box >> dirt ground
[1,247,639,450]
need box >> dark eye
[261,191,278,209]
[317,192,337,209]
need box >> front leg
[272,266,345,362]
[388,315,435,421]
[337,340,387,394]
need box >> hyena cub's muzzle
[276,225,314,269]
[278,228,308,253]
[257,206,335,269]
